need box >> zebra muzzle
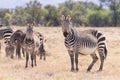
[63,32,68,37]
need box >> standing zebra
[60,15,107,72]
[0,25,13,43]
[10,30,25,59]
[36,32,46,60]
[24,24,40,68]
[0,25,13,52]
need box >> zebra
[0,25,13,43]
[0,25,13,52]
[36,32,46,60]
[60,15,107,72]
[10,30,26,59]
[24,24,41,68]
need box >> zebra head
[26,24,34,40]
[61,15,71,37]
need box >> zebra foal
[60,15,107,72]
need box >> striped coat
[61,15,107,72]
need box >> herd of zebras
[0,15,107,72]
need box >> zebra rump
[82,29,107,58]
[0,26,13,43]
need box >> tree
[99,0,120,26]
[45,5,59,26]
[87,9,110,27]
[3,13,12,26]
[0,9,10,25]
[12,7,29,26]
[25,0,42,25]
[72,1,88,26]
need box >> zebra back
[10,30,25,46]
[82,29,107,58]
[0,26,13,43]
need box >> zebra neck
[65,28,75,41]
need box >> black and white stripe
[36,32,46,60]
[24,25,40,68]
[0,26,13,43]
[0,26,13,52]
[82,29,107,58]
[61,15,107,72]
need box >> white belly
[79,47,97,55]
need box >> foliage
[87,9,111,27]
[0,0,120,27]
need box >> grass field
[0,26,120,80]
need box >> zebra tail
[104,45,107,59]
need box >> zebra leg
[0,42,1,53]
[75,52,79,71]
[31,53,34,67]
[25,52,29,68]
[16,46,21,59]
[98,52,105,71]
[18,47,21,59]
[10,45,14,59]
[42,46,46,60]
[34,54,37,66]
[68,51,74,72]
[22,47,25,57]
[16,48,18,56]
[87,54,98,72]
[43,52,46,60]
[40,52,42,60]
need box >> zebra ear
[66,15,71,22]
[60,15,65,21]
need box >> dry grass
[0,26,120,80]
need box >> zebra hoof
[11,56,14,59]
[44,58,46,61]
[71,68,74,72]
[25,66,28,68]
[86,70,91,73]
[40,57,42,60]
[87,69,91,72]
[31,64,33,67]
[76,68,79,71]
[97,69,103,72]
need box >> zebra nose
[63,32,68,37]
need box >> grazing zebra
[10,30,25,59]
[60,15,107,72]
[24,24,40,68]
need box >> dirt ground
[0,26,120,80]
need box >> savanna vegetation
[0,0,120,27]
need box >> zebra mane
[69,25,79,37]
